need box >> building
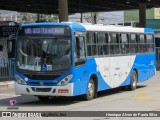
[0,21,18,64]
[124,8,160,22]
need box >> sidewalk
[0,80,14,87]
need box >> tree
[20,12,58,23]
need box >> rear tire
[37,96,49,101]
[129,70,137,91]
[84,78,96,101]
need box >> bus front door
[74,31,87,95]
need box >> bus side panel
[128,54,155,83]
[135,54,149,82]
[91,58,111,91]
[121,53,156,86]
[72,58,110,96]
[95,56,133,90]
[72,65,87,96]
[120,54,146,86]
[94,55,136,90]
[96,72,111,91]
[110,55,137,87]
[73,53,155,96]
[147,53,156,79]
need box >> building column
[94,13,97,24]
[80,13,83,23]
[58,0,68,22]
[139,2,146,28]
[37,14,40,22]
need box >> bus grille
[24,74,61,80]
[29,82,56,86]
[31,87,51,92]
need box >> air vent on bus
[24,74,61,80]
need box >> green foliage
[20,13,58,23]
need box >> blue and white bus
[14,22,156,101]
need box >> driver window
[74,35,86,66]
[75,36,85,59]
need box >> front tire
[84,78,96,100]
[129,70,137,91]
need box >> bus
[14,22,156,101]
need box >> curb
[0,81,14,87]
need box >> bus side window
[120,34,129,54]
[97,33,109,56]
[146,34,154,52]
[86,32,97,56]
[139,34,146,53]
[75,36,86,66]
[130,34,138,53]
[104,33,109,55]
[109,33,114,55]
[109,33,120,55]
[115,34,120,54]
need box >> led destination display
[19,26,70,36]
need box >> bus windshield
[16,36,71,72]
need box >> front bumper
[14,82,74,96]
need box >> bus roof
[20,22,154,33]
[82,24,154,33]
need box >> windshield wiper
[19,49,28,57]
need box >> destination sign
[25,28,64,35]
[19,26,70,36]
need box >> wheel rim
[87,80,95,99]
[132,73,137,88]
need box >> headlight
[57,75,73,86]
[15,75,26,85]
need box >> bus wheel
[84,78,95,100]
[129,70,137,91]
[37,96,49,101]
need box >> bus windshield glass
[16,36,71,72]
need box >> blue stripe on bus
[144,28,154,33]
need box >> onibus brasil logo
[9,100,17,106]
